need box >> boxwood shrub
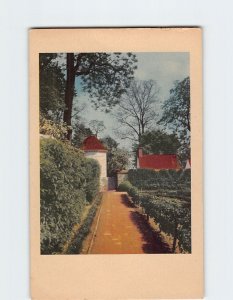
[40,138,100,254]
[127,168,191,191]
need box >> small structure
[137,147,180,170]
[81,135,108,189]
[116,170,128,186]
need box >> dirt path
[88,191,170,254]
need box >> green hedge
[127,169,191,201]
[118,180,191,253]
[40,138,100,254]
[128,169,191,188]
[66,194,102,254]
[118,181,140,204]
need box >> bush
[40,138,100,254]
[127,168,191,201]
[66,194,102,254]
[85,159,100,203]
[118,180,133,192]
[40,115,70,140]
[118,181,139,204]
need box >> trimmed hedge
[40,138,100,254]
[127,169,191,201]
[128,168,191,188]
[66,194,102,254]
[118,181,191,253]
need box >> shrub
[40,115,71,140]
[84,158,100,203]
[118,181,139,204]
[127,168,191,201]
[118,180,133,192]
[66,194,102,254]
[40,138,100,254]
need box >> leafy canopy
[77,53,138,112]
[39,53,66,120]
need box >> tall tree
[63,53,137,140]
[100,136,118,150]
[39,53,66,121]
[159,77,190,133]
[71,119,93,148]
[114,80,160,143]
[101,136,129,176]
[139,130,180,154]
[159,77,190,163]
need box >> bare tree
[89,120,106,137]
[114,80,160,143]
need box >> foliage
[101,136,129,176]
[66,194,102,254]
[127,169,191,198]
[159,77,190,133]
[139,130,180,155]
[114,80,160,143]
[85,159,100,203]
[118,180,191,253]
[40,115,70,140]
[40,138,100,254]
[101,136,118,150]
[139,194,191,252]
[118,181,140,204]
[159,77,190,164]
[71,119,93,148]
[39,53,66,121]
[79,53,138,111]
[63,52,138,139]
[106,148,129,176]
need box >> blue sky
[73,52,189,148]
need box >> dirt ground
[85,191,170,254]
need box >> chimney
[137,147,143,158]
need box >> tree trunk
[172,221,178,253]
[63,53,76,141]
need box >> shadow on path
[120,194,171,254]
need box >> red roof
[81,135,107,151]
[138,154,179,170]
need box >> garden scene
[40,52,191,254]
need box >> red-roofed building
[81,135,107,152]
[137,147,180,170]
[81,136,108,189]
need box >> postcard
[30,28,203,299]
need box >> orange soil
[88,191,170,254]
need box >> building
[137,147,180,170]
[81,135,108,189]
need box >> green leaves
[39,53,66,121]
[101,136,129,176]
[139,130,181,155]
[159,77,191,165]
[122,168,191,253]
[40,138,100,254]
[79,53,138,111]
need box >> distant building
[137,147,180,170]
[81,135,107,189]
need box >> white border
[1,0,233,299]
